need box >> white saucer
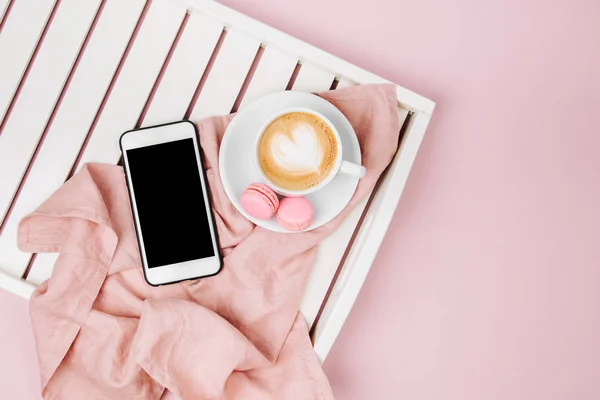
[219,91,361,233]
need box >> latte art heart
[270,124,323,174]
[258,112,338,192]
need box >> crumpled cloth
[19,84,400,399]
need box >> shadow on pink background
[1,0,599,398]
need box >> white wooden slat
[294,75,409,329]
[142,12,223,126]
[0,0,55,122]
[28,0,186,285]
[260,65,341,326]
[336,77,356,89]
[301,106,410,326]
[238,45,298,108]
[78,0,186,166]
[0,0,10,22]
[282,73,355,327]
[313,111,429,361]
[0,0,101,254]
[0,271,35,300]
[26,254,57,285]
[292,62,335,93]
[0,0,146,284]
[303,109,411,327]
[189,28,260,119]
[301,198,368,327]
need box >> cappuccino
[257,112,338,192]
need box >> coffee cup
[255,107,365,196]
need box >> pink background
[1,0,599,398]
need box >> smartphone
[120,121,221,286]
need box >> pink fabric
[19,84,400,400]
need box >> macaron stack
[240,183,313,232]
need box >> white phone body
[120,121,221,286]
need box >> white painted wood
[2,0,147,285]
[79,0,186,166]
[189,27,260,119]
[0,0,101,266]
[292,62,335,92]
[280,75,356,326]
[0,0,10,23]
[398,108,410,131]
[31,1,185,283]
[302,106,408,328]
[142,12,223,126]
[301,197,367,327]
[183,0,435,114]
[0,271,35,299]
[238,44,297,108]
[0,0,55,122]
[336,77,355,89]
[29,1,186,284]
[313,111,431,361]
[26,254,57,285]
[303,108,409,328]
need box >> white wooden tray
[0,0,434,361]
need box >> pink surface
[1,0,599,398]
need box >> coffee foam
[270,123,322,173]
[258,112,338,191]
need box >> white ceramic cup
[254,107,366,196]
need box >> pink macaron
[240,183,279,220]
[276,197,314,231]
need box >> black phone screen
[126,138,215,268]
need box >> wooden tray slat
[25,254,56,286]
[143,12,223,127]
[313,111,429,360]
[189,27,260,120]
[302,195,367,326]
[78,0,186,167]
[0,0,101,279]
[336,77,356,89]
[28,0,187,284]
[0,0,55,121]
[21,0,148,285]
[0,0,10,22]
[238,44,298,108]
[292,61,336,92]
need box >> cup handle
[339,161,366,178]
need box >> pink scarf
[20,84,400,399]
